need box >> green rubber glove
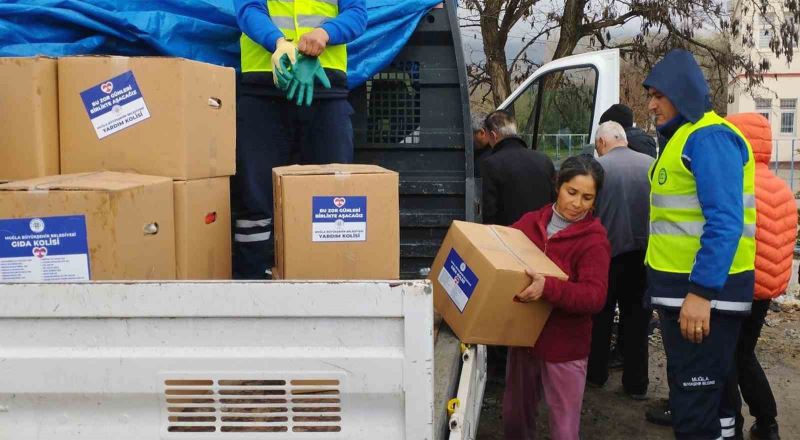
[271,38,297,86]
[275,53,294,91]
[285,54,331,106]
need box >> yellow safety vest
[646,111,756,274]
[240,0,347,73]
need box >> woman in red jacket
[503,155,612,440]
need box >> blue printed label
[311,196,367,242]
[0,216,91,282]
[80,71,151,139]
[437,248,479,313]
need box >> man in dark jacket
[600,103,658,158]
[587,121,654,400]
[479,110,556,226]
[643,49,756,440]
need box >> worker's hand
[285,54,331,106]
[679,293,711,343]
[271,38,297,86]
[514,269,545,303]
[298,28,329,57]
[274,53,294,91]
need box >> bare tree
[464,0,800,106]
[461,0,558,107]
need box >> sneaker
[750,421,780,440]
[644,399,672,426]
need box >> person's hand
[271,38,297,86]
[298,28,329,57]
[514,269,545,303]
[285,54,331,106]
[274,53,294,91]
[679,293,711,343]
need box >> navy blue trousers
[660,308,743,440]
[231,93,354,279]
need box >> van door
[498,49,620,162]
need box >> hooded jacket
[642,49,754,314]
[511,204,611,362]
[625,126,657,158]
[726,113,797,300]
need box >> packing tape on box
[488,225,533,273]
[334,170,351,181]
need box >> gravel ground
[477,283,800,439]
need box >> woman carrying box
[503,154,611,440]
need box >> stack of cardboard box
[0,55,402,282]
[0,56,235,281]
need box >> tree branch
[581,9,639,34]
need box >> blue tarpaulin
[0,0,440,88]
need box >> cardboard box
[429,221,568,347]
[0,57,59,181]
[174,177,232,279]
[58,56,236,180]
[0,172,176,281]
[273,164,399,280]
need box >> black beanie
[599,104,634,128]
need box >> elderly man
[479,110,556,226]
[472,112,490,178]
[586,121,654,400]
[599,104,658,158]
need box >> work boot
[644,398,672,426]
[750,421,780,440]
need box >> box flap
[273,164,396,177]
[0,171,171,192]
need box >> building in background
[728,2,798,166]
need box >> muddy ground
[476,295,800,439]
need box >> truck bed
[0,281,484,439]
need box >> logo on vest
[658,168,667,185]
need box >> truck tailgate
[0,281,434,439]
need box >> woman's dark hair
[556,154,605,194]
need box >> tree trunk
[480,3,512,107]
[552,0,587,60]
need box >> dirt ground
[476,297,800,439]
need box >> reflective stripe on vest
[645,111,756,274]
[239,0,347,74]
[650,296,752,312]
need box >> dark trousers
[231,93,354,279]
[660,308,743,440]
[722,299,777,436]
[587,250,650,394]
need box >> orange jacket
[726,113,797,300]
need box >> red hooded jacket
[512,204,611,362]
